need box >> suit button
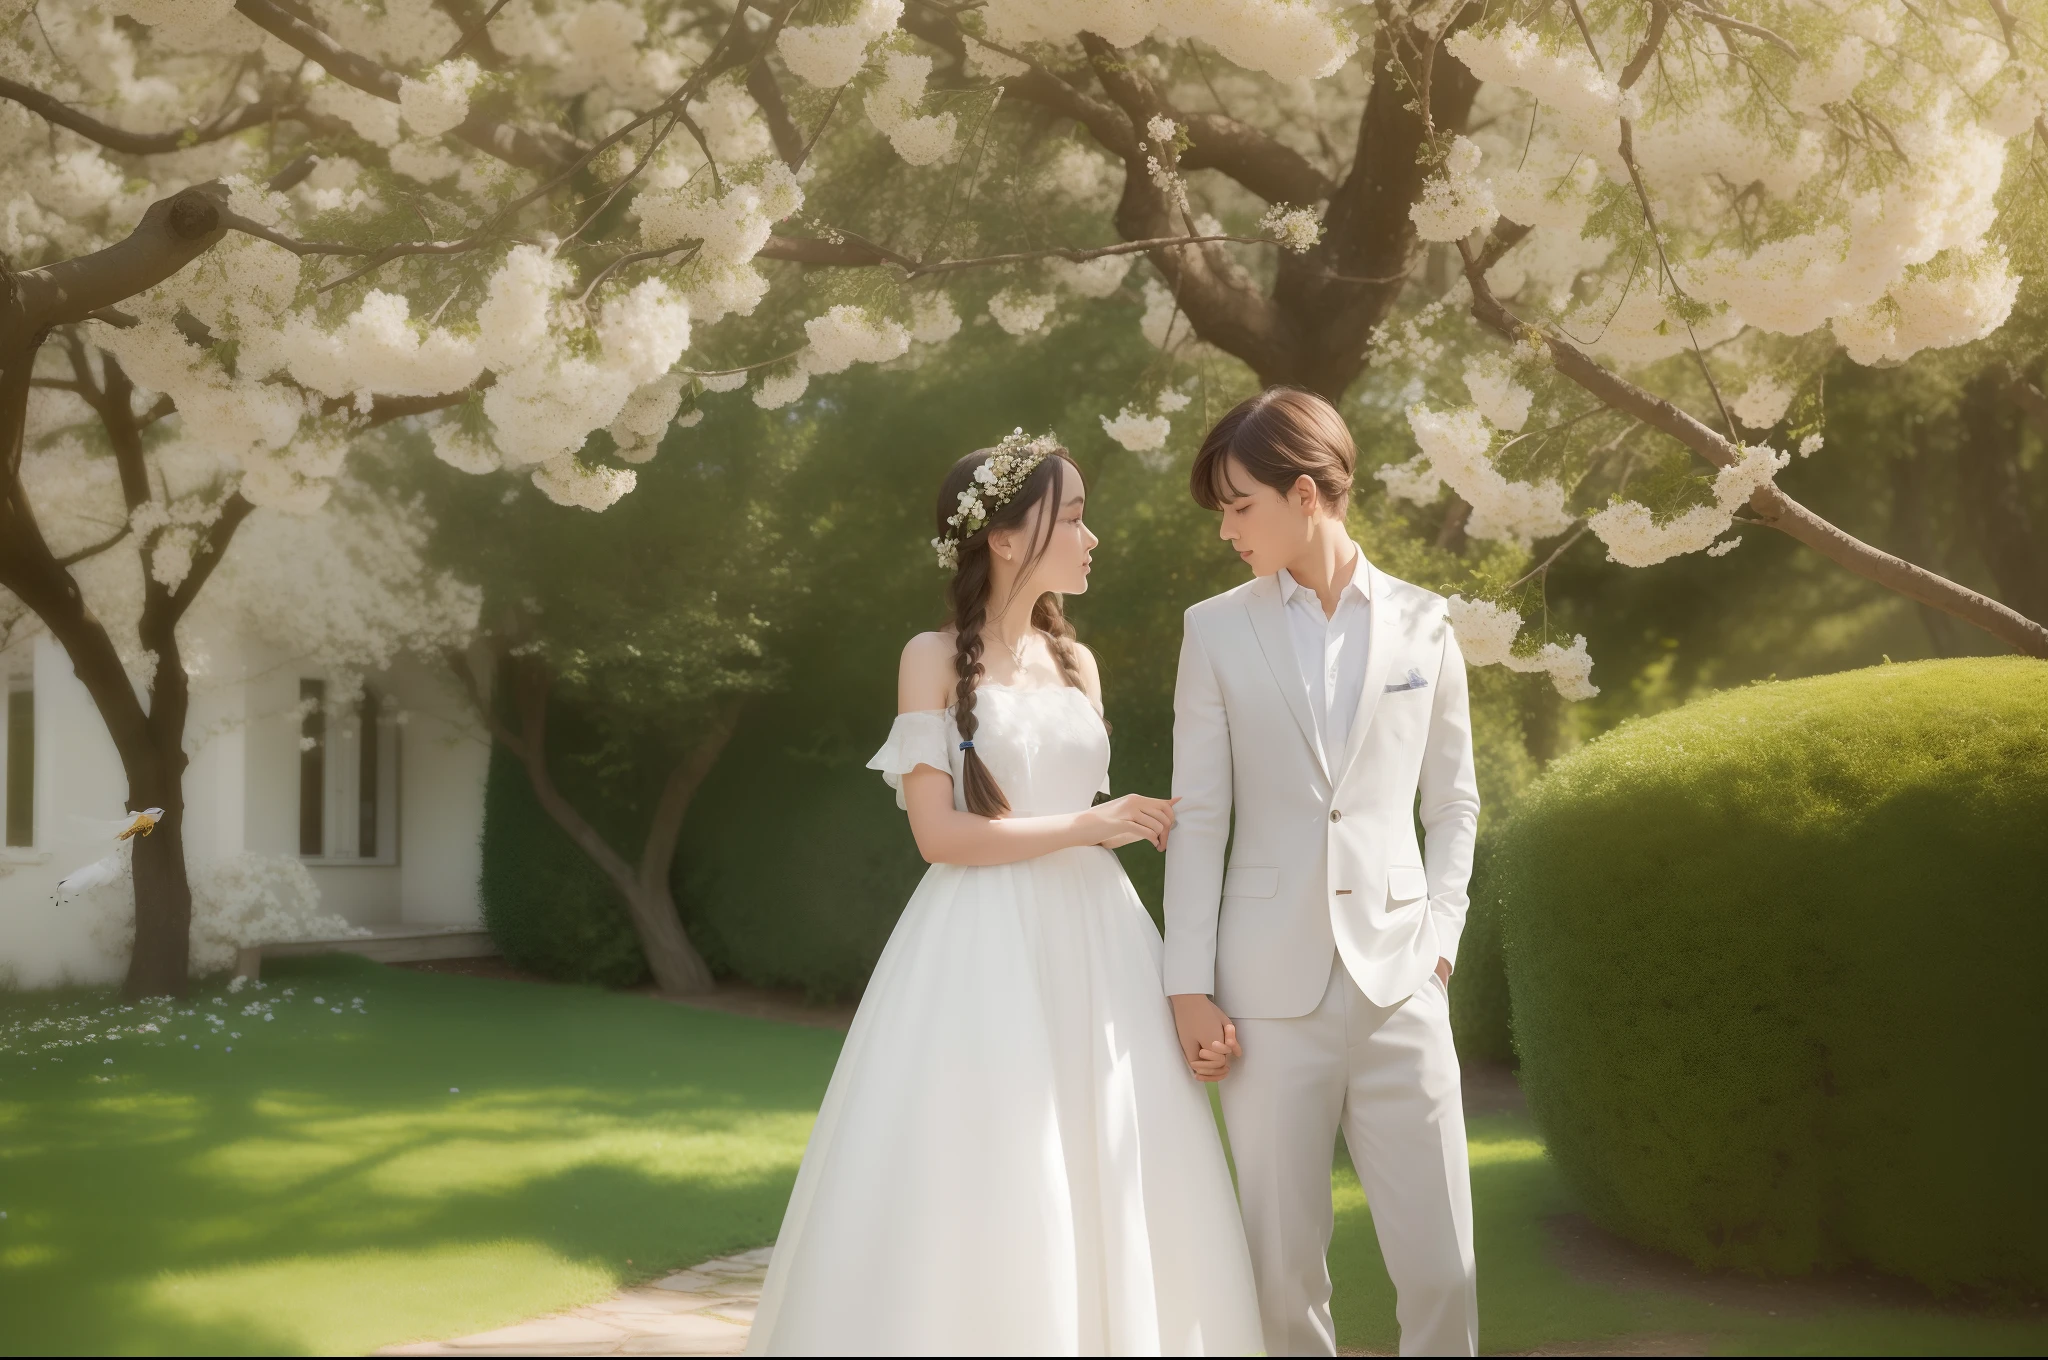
[1329,809,1342,823]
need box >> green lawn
[0,956,839,1355]
[3,959,2041,1356]
[1329,1116,2048,1356]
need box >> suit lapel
[1335,560,1395,788]
[1243,575,1330,783]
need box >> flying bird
[53,808,163,902]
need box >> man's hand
[1435,956,1452,987]
[1171,992,1241,1082]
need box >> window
[298,678,399,864]
[357,688,380,859]
[299,678,325,856]
[5,679,31,848]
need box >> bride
[745,432,1263,1356]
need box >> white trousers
[1219,957,1477,1357]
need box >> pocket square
[1385,668,1430,693]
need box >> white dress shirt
[1276,543,1372,765]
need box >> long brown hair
[935,445,1087,818]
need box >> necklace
[999,627,1034,671]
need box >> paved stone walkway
[380,1247,769,1357]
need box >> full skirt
[745,845,1264,1356]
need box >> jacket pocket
[1222,863,1280,898]
[1387,865,1430,902]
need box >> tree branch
[0,77,287,156]
[4,184,226,348]
[746,59,806,169]
[232,0,573,173]
[1456,238,2048,658]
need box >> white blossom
[752,367,810,409]
[399,58,483,139]
[777,0,902,87]
[802,305,911,374]
[866,50,957,165]
[1587,443,1789,567]
[1406,403,1573,547]
[1461,355,1532,433]
[1101,405,1170,452]
[531,456,637,511]
[1731,377,1796,432]
[1260,204,1323,253]
[1446,596,1599,700]
[1410,136,1495,243]
[988,288,1058,336]
[1047,254,1134,298]
[909,293,963,344]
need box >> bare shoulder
[897,631,957,713]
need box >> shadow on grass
[1330,1115,2048,1357]
[0,956,842,1356]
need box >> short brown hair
[1190,387,1357,513]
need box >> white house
[0,626,490,988]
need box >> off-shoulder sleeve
[867,710,953,810]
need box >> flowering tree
[7,0,2048,983]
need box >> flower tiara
[932,428,1063,570]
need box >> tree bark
[465,650,736,995]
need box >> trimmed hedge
[1497,657,2048,1293]
[1448,826,1514,1066]
[675,722,927,1000]
[480,739,648,988]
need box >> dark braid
[947,546,1010,818]
[932,444,1084,819]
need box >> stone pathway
[379,1247,769,1357]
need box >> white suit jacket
[1163,562,1481,1017]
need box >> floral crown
[931,428,1063,570]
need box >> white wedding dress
[746,683,1265,1356]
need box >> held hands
[1087,794,1180,852]
[1170,992,1241,1083]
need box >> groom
[1164,387,1481,1356]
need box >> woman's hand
[1085,794,1180,852]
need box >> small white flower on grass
[313,996,325,1004]
[104,1058,112,1064]
[450,1087,460,1094]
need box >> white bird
[53,808,162,902]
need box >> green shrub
[1498,656,2048,1293]
[676,720,928,1000]
[480,740,648,988]
[1450,827,1514,1067]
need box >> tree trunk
[468,651,737,995]
[623,881,716,995]
[125,787,194,999]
